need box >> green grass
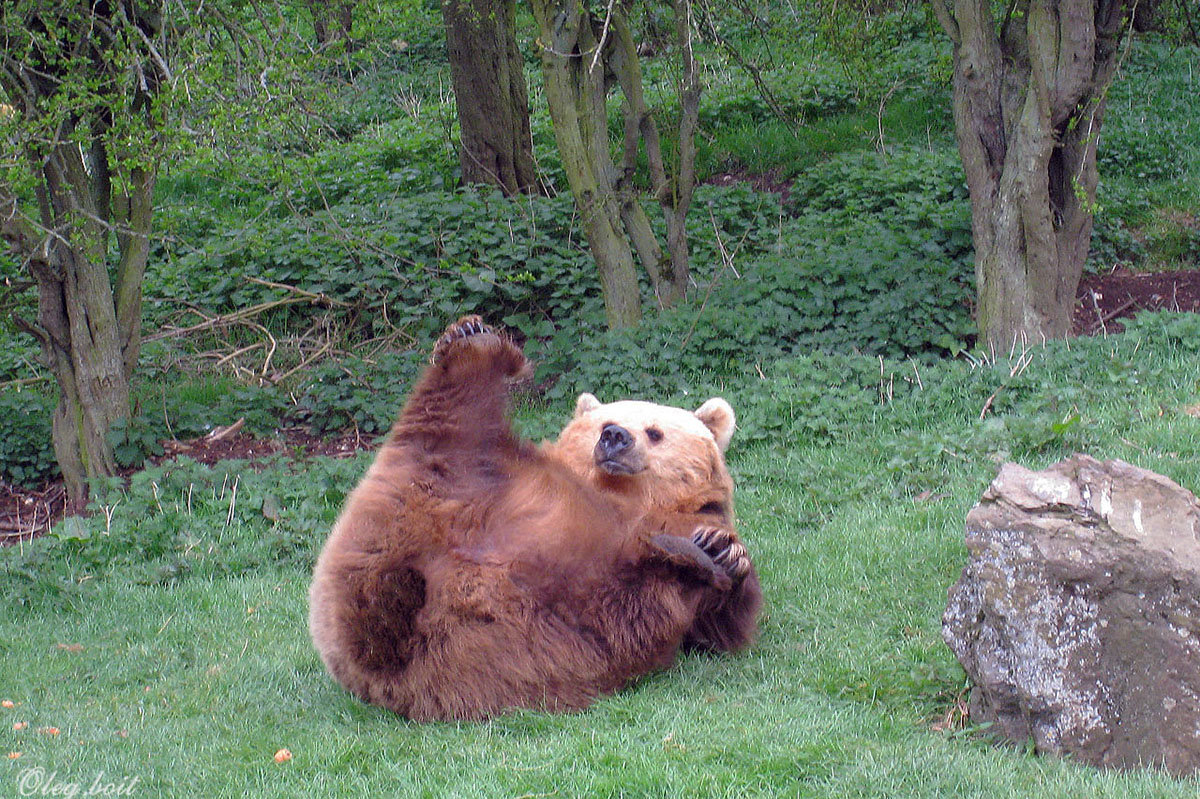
[4,317,1200,797]
[699,91,955,180]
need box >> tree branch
[0,186,44,260]
[12,313,50,350]
[930,0,961,44]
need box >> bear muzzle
[594,423,645,475]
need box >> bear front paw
[433,315,491,357]
[647,534,732,590]
[432,315,529,379]
[691,527,752,581]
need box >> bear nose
[597,423,633,457]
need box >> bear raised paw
[430,315,529,376]
[309,316,761,720]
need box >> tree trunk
[443,0,537,195]
[530,0,702,327]
[665,0,700,304]
[933,0,1130,347]
[531,0,643,328]
[609,5,699,307]
[306,1,354,50]
[1,3,161,514]
[3,141,152,514]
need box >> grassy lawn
[4,317,1200,798]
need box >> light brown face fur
[542,393,737,518]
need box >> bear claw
[432,315,497,363]
[430,316,530,380]
[691,527,752,581]
[440,315,491,344]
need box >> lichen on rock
[943,454,1200,775]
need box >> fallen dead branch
[0,481,64,540]
[143,276,418,385]
[206,417,246,442]
[145,295,320,343]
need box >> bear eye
[697,501,725,516]
[645,427,664,444]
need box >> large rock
[943,454,1200,774]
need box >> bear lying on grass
[309,316,761,720]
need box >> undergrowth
[1,19,1198,493]
[5,311,1197,611]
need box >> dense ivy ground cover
[0,11,1198,489]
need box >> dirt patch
[155,422,373,466]
[0,480,64,543]
[6,267,1200,540]
[706,167,794,204]
[1,423,376,542]
[1073,268,1200,335]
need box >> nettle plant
[0,390,58,487]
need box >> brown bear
[308,316,761,720]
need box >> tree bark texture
[0,3,162,513]
[933,0,1130,347]
[306,1,354,49]
[443,0,537,195]
[530,0,700,327]
[530,0,643,328]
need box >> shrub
[0,455,364,609]
[538,148,976,404]
[0,390,57,488]
[291,350,424,435]
[538,217,974,407]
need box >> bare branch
[588,0,617,75]
[930,0,961,43]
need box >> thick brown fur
[309,317,761,721]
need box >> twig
[205,417,246,442]
[589,0,617,75]
[214,341,268,367]
[876,77,905,155]
[1089,296,1137,333]
[0,376,50,389]
[679,208,747,350]
[693,0,791,122]
[225,474,240,527]
[244,275,349,306]
[1088,288,1108,336]
[706,204,746,278]
[271,336,335,383]
[144,296,311,342]
[979,389,999,420]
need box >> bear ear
[694,398,736,452]
[574,393,602,418]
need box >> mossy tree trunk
[0,2,165,514]
[529,0,699,329]
[443,0,538,195]
[305,1,355,50]
[932,0,1131,347]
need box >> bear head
[544,393,737,519]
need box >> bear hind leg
[343,563,428,674]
